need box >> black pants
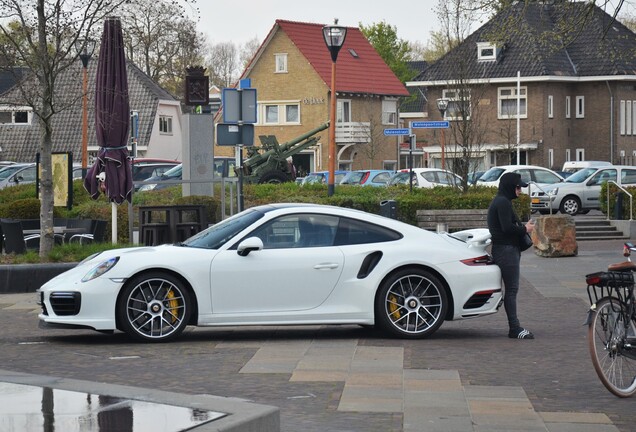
[492,244,522,331]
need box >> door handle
[314,263,339,270]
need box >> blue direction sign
[383,128,410,136]
[411,121,450,129]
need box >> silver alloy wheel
[124,277,187,340]
[560,196,580,215]
[383,273,444,335]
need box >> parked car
[476,164,564,194]
[468,170,486,185]
[301,170,349,185]
[561,160,611,174]
[138,157,236,191]
[388,168,461,188]
[0,163,36,189]
[531,165,636,215]
[37,203,502,342]
[132,162,180,190]
[339,170,394,187]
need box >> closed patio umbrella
[84,17,132,242]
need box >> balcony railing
[336,122,370,144]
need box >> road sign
[411,121,450,129]
[222,88,257,124]
[383,128,410,136]
[217,123,254,146]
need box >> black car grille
[49,292,81,316]
[463,291,496,309]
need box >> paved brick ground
[1,238,635,431]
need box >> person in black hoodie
[487,172,535,339]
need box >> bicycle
[586,242,636,397]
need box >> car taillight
[360,172,370,184]
[461,255,494,266]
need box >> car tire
[117,271,191,342]
[375,268,448,339]
[559,195,581,216]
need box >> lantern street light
[322,20,347,196]
[76,38,97,179]
[436,98,449,170]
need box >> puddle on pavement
[0,382,226,431]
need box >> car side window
[421,171,437,183]
[590,169,617,185]
[621,169,636,185]
[533,169,560,183]
[249,214,337,249]
[514,169,532,185]
[334,217,402,246]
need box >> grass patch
[0,242,136,264]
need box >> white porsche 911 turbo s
[37,203,502,342]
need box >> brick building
[217,20,409,176]
[407,2,636,173]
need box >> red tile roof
[276,20,408,97]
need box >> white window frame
[382,99,397,125]
[159,115,172,134]
[628,101,633,135]
[576,148,585,161]
[442,88,471,120]
[477,42,497,61]
[576,96,585,118]
[548,95,553,118]
[548,149,554,168]
[274,53,288,73]
[565,96,571,118]
[621,100,626,135]
[337,99,351,123]
[497,86,527,119]
[0,105,33,125]
[566,149,571,162]
[259,101,301,125]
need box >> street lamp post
[322,20,347,196]
[436,98,449,170]
[76,39,96,179]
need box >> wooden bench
[416,209,489,232]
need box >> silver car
[0,163,36,189]
[530,165,636,215]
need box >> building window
[275,53,287,73]
[337,100,351,123]
[548,149,554,169]
[382,100,397,125]
[548,95,553,118]
[0,105,32,125]
[477,42,497,61]
[576,148,585,161]
[442,89,471,120]
[260,101,300,125]
[159,115,172,134]
[565,96,571,118]
[619,100,636,136]
[576,96,584,118]
[565,149,571,162]
[498,86,527,119]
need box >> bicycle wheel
[588,297,636,397]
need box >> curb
[0,263,76,293]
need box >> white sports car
[38,204,502,342]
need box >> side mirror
[237,236,264,256]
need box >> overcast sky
[195,0,442,47]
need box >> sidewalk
[0,239,634,431]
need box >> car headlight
[79,252,102,265]
[82,257,119,282]
[138,183,156,191]
[548,188,559,196]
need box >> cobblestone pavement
[1,239,635,431]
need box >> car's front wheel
[560,195,581,216]
[375,268,448,339]
[117,271,191,342]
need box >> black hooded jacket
[487,172,527,247]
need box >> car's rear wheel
[560,195,581,216]
[375,268,448,339]
[117,271,191,342]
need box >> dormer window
[477,42,497,61]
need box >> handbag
[520,232,533,251]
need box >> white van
[562,161,612,173]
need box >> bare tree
[120,0,204,98]
[207,41,238,88]
[239,37,260,70]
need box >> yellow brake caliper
[388,294,401,320]
[166,289,179,323]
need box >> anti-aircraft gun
[239,122,329,184]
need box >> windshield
[302,173,326,184]
[341,172,363,184]
[388,172,410,185]
[0,165,27,180]
[160,164,182,179]
[478,167,505,182]
[182,209,264,249]
[565,167,598,183]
